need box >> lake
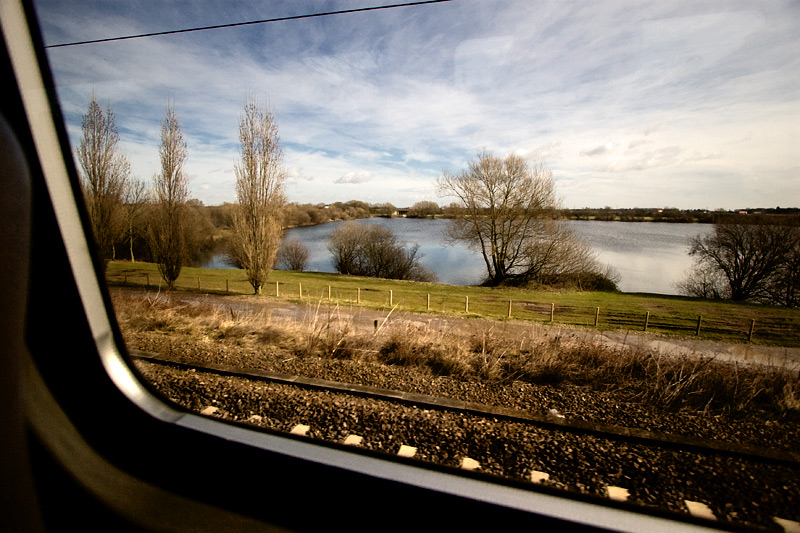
[202,218,712,295]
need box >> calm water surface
[203,218,711,295]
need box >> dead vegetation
[112,289,800,418]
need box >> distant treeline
[562,206,800,224]
[199,202,800,231]
[280,202,800,226]
[122,200,377,266]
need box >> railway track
[131,350,800,532]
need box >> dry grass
[112,290,800,417]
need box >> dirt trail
[115,287,800,372]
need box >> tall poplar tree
[149,102,189,289]
[77,95,130,269]
[229,97,286,294]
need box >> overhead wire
[45,0,455,49]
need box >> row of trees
[283,200,370,227]
[83,99,795,306]
[79,95,285,293]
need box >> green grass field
[106,261,800,347]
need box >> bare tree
[521,221,608,287]
[437,151,609,288]
[770,245,800,307]
[682,217,800,304]
[123,178,149,262]
[676,262,727,300]
[277,238,310,271]
[328,222,362,276]
[76,95,130,269]
[229,97,286,294]
[149,103,189,290]
[182,200,217,265]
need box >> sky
[33,0,800,209]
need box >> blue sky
[34,0,800,209]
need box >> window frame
[1,1,724,530]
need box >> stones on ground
[397,445,417,458]
[343,434,363,446]
[684,500,716,520]
[530,470,550,483]
[460,457,480,471]
[290,424,310,436]
[248,414,262,423]
[774,517,800,533]
[606,486,629,501]
[137,356,800,530]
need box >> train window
[11,0,799,530]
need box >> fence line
[108,271,799,345]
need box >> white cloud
[287,166,314,182]
[335,171,373,184]
[36,0,800,209]
[581,145,611,157]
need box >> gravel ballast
[114,288,800,530]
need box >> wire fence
[108,271,800,347]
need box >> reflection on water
[285,218,486,286]
[563,220,712,294]
[200,253,235,270]
[199,218,711,295]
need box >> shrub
[328,222,436,282]
[277,238,310,271]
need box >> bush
[277,238,310,271]
[407,201,441,218]
[328,222,436,282]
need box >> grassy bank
[106,261,800,347]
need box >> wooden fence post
[644,311,650,331]
[357,288,361,304]
[595,307,600,327]
[390,290,393,306]
[276,281,280,297]
[226,279,229,292]
[197,277,201,290]
[508,300,512,319]
[550,303,555,323]
[748,319,755,342]
[299,282,302,300]
[427,293,430,311]
[695,315,701,336]
[328,285,332,301]
[465,296,469,313]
